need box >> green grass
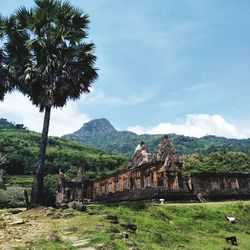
[93,201,250,250]
[1,201,249,250]
[22,238,76,250]
[5,175,33,188]
[1,175,250,249]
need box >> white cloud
[127,125,146,135]
[128,114,249,139]
[0,92,89,136]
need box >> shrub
[0,187,26,208]
[44,174,58,205]
[0,169,4,188]
[0,189,8,208]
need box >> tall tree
[1,0,98,205]
[0,15,12,100]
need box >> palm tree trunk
[31,106,51,206]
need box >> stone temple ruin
[56,135,250,205]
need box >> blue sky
[0,0,250,138]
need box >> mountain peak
[64,118,250,159]
[81,118,117,134]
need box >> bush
[0,189,8,207]
[44,174,58,205]
[0,169,4,188]
[0,187,26,208]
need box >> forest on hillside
[64,119,250,157]
[0,119,126,178]
[1,118,250,177]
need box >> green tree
[0,15,13,100]
[183,153,203,174]
[1,0,98,205]
[0,153,7,188]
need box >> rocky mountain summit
[63,118,160,156]
[79,118,117,134]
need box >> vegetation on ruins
[0,0,98,204]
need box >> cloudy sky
[1,0,250,138]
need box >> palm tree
[1,0,98,205]
[0,15,12,100]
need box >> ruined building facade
[56,135,250,204]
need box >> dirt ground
[0,208,53,250]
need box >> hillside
[0,119,126,178]
[0,201,250,250]
[64,118,250,157]
[1,118,250,176]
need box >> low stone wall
[56,171,250,204]
[55,135,250,204]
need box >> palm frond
[1,0,98,109]
[15,6,33,29]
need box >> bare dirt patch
[0,208,53,250]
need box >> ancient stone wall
[55,135,250,204]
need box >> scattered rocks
[45,211,53,216]
[67,236,79,242]
[47,213,61,219]
[82,198,91,204]
[88,210,98,215]
[96,243,104,247]
[59,203,69,209]
[9,209,23,215]
[108,228,120,234]
[72,239,90,247]
[121,223,137,233]
[68,201,87,212]
[78,247,96,250]
[78,248,96,250]
[106,215,119,224]
[63,226,78,233]
[44,207,56,214]
[95,223,104,230]
[126,241,134,247]
[106,215,118,221]
[110,231,129,240]
[3,213,12,217]
[2,247,15,250]
[46,234,60,242]
[63,213,75,218]
[9,219,24,225]
[62,231,74,235]
[226,236,238,246]
[122,233,129,239]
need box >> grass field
[0,200,250,250]
[4,175,33,189]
